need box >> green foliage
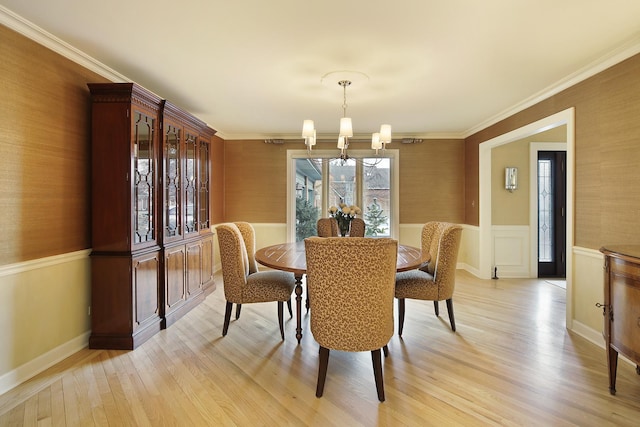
[364,199,388,236]
[296,197,319,241]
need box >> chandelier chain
[339,80,351,117]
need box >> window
[287,150,399,242]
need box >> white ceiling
[2,0,640,140]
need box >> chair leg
[371,349,385,402]
[278,301,285,340]
[222,301,233,336]
[287,298,293,318]
[433,300,439,316]
[446,298,456,332]
[235,304,242,320]
[398,298,405,336]
[316,346,330,397]
[383,345,389,358]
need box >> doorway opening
[479,107,574,326]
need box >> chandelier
[301,77,392,161]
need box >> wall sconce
[505,167,518,192]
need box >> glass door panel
[133,111,155,245]
[164,123,181,238]
[198,141,210,230]
[184,131,198,234]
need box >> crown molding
[3,5,639,141]
[464,33,640,138]
[0,5,129,84]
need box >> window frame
[286,149,399,242]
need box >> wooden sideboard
[600,245,640,395]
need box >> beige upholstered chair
[234,221,259,274]
[216,223,295,339]
[317,217,365,237]
[317,217,339,237]
[304,237,398,402]
[349,217,366,237]
[395,223,463,334]
[417,221,441,273]
[233,221,292,319]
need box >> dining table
[254,240,427,344]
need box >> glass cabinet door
[133,110,156,245]
[164,123,181,239]
[184,130,198,234]
[198,140,210,231]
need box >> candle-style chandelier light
[301,76,391,160]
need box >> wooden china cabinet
[160,100,215,328]
[88,83,215,349]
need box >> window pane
[294,158,322,242]
[538,159,553,262]
[329,158,356,207]
[363,158,390,236]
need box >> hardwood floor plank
[22,392,38,425]
[49,379,65,426]
[36,386,52,426]
[1,271,639,426]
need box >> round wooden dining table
[255,240,426,343]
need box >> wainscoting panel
[0,250,91,395]
[492,225,530,278]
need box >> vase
[337,219,350,237]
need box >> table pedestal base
[294,274,303,344]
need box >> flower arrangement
[328,203,361,236]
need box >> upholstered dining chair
[395,223,463,334]
[304,237,398,402]
[317,217,339,237]
[417,221,441,272]
[233,221,292,319]
[349,217,366,237]
[216,223,295,339]
[234,221,259,274]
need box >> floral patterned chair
[216,223,295,339]
[234,221,259,274]
[417,221,441,273]
[316,217,339,237]
[349,217,366,237]
[395,223,463,333]
[233,221,292,319]
[304,236,398,402]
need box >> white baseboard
[570,320,637,368]
[0,332,89,396]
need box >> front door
[537,151,566,278]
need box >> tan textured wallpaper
[222,138,466,224]
[492,126,566,226]
[0,25,108,265]
[466,54,640,249]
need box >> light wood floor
[1,270,640,426]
